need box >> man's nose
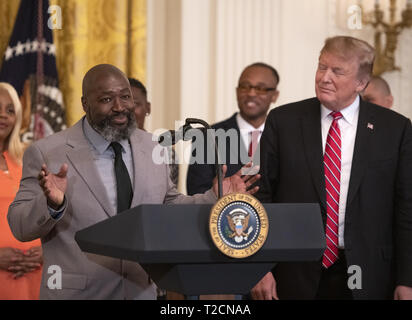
[247,87,258,97]
[112,97,125,112]
[320,69,333,83]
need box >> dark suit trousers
[316,250,353,300]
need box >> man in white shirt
[251,36,412,300]
[186,62,280,195]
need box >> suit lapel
[229,115,249,165]
[301,99,326,211]
[216,113,248,168]
[226,113,255,166]
[65,119,115,218]
[346,100,373,207]
[238,132,249,166]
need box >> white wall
[147,0,412,194]
[336,0,412,118]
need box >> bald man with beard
[7,64,260,300]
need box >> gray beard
[91,113,137,142]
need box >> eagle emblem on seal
[227,208,254,243]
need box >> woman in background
[0,82,42,299]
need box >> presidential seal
[209,193,269,258]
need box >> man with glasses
[186,62,280,195]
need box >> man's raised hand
[213,162,261,197]
[38,163,68,210]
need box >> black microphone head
[158,130,176,146]
[158,123,194,146]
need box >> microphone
[158,123,193,146]
[158,117,224,199]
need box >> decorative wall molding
[147,0,412,193]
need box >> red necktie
[322,112,343,269]
[248,130,261,158]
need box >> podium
[75,203,325,296]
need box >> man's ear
[81,96,88,113]
[271,90,280,104]
[146,102,151,115]
[356,76,369,93]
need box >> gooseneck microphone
[158,118,224,199]
[158,122,193,146]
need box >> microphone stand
[158,118,223,199]
[184,118,223,199]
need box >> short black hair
[244,62,280,86]
[128,78,147,97]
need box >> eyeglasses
[237,84,277,95]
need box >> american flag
[0,0,66,143]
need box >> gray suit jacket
[8,118,216,300]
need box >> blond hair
[0,82,24,164]
[321,36,375,81]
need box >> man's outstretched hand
[38,163,68,210]
[213,162,261,197]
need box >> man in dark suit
[186,62,280,195]
[251,36,412,300]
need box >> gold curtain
[0,1,20,69]
[0,0,146,127]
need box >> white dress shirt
[321,95,360,248]
[236,113,265,153]
[83,118,134,214]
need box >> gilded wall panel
[1,0,146,127]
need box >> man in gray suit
[7,64,259,300]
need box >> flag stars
[3,40,57,61]
[5,46,14,61]
[40,40,48,53]
[48,44,56,55]
[31,39,39,52]
[24,39,32,52]
[15,41,25,56]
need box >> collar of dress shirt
[82,117,129,155]
[320,95,360,126]
[236,112,265,133]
